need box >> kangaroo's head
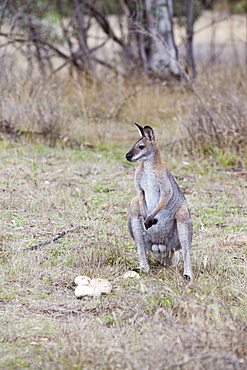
[126,123,157,162]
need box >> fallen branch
[24,225,88,251]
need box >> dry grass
[0,50,247,368]
[177,66,247,161]
[1,55,246,165]
[0,136,246,369]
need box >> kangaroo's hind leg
[176,203,193,280]
[128,196,152,271]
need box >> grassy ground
[0,136,246,369]
[1,5,247,367]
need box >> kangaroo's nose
[126,153,132,161]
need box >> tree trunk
[186,0,196,78]
[123,0,180,77]
[145,0,179,76]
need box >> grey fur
[126,124,193,279]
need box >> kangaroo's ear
[134,122,144,137]
[143,126,155,141]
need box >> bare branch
[83,0,125,47]
[0,0,9,29]
[24,225,89,251]
[0,31,70,59]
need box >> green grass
[0,140,246,369]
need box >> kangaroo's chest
[140,172,161,211]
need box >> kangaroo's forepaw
[144,216,158,229]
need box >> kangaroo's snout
[126,152,132,161]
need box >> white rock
[123,271,140,279]
[74,284,101,298]
[90,278,112,294]
[74,275,91,285]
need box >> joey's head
[126,123,158,162]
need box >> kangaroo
[126,123,193,280]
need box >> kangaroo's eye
[139,145,145,150]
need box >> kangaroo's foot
[132,265,150,274]
[139,263,150,272]
[183,268,193,280]
[183,274,192,281]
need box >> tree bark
[123,0,180,77]
[186,0,196,78]
[145,0,179,76]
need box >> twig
[167,354,214,368]
[24,225,88,251]
[0,0,9,28]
